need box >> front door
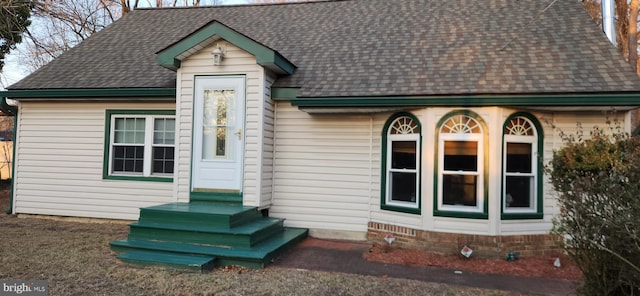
[192,76,245,192]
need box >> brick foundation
[367,222,563,258]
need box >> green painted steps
[190,191,242,203]
[111,227,308,269]
[110,202,308,270]
[127,217,285,248]
[117,250,216,272]
[138,202,262,228]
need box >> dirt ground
[0,187,555,295]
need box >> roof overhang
[0,88,176,100]
[156,21,296,75]
[271,89,640,113]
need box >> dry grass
[0,188,525,296]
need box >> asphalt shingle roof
[9,0,640,97]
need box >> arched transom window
[440,114,482,134]
[382,114,421,213]
[505,116,534,136]
[390,116,420,135]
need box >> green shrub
[547,124,640,295]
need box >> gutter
[1,97,17,214]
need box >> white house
[2,0,640,268]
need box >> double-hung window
[502,113,543,219]
[381,114,421,214]
[104,110,175,181]
[435,112,487,218]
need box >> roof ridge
[136,0,349,11]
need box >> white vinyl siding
[13,101,175,220]
[260,73,276,208]
[270,102,373,233]
[176,41,269,206]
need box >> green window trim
[433,110,489,219]
[380,112,422,215]
[103,109,176,183]
[501,112,544,220]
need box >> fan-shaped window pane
[505,117,534,136]
[389,116,420,135]
[440,115,481,134]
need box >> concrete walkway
[271,238,577,296]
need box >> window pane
[154,118,175,145]
[115,118,125,130]
[441,115,481,134]
[113,159,124,172]
[506,142,532,173]
[124,118,136,130]
[444,141,477,171]
[114,131,125,143]
[505,117,534,136]
[113,146,144,173]
[392,141,416,169]
[153,147,175,174]
[390,116,420,134]
[442,174,477,206]
[134,130,145,143]
[203,90,235,160]
[505,176,533,208]
[216,94,227,125]
[114,118,145,144]
[390,172,417,203]
[216,127,226,156]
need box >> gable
[156,21,295,75]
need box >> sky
[0,0,252,90]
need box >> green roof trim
[157,21,296,75]
[289,93,640,107]
[0,88,176,99]
[271,87,300,100]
